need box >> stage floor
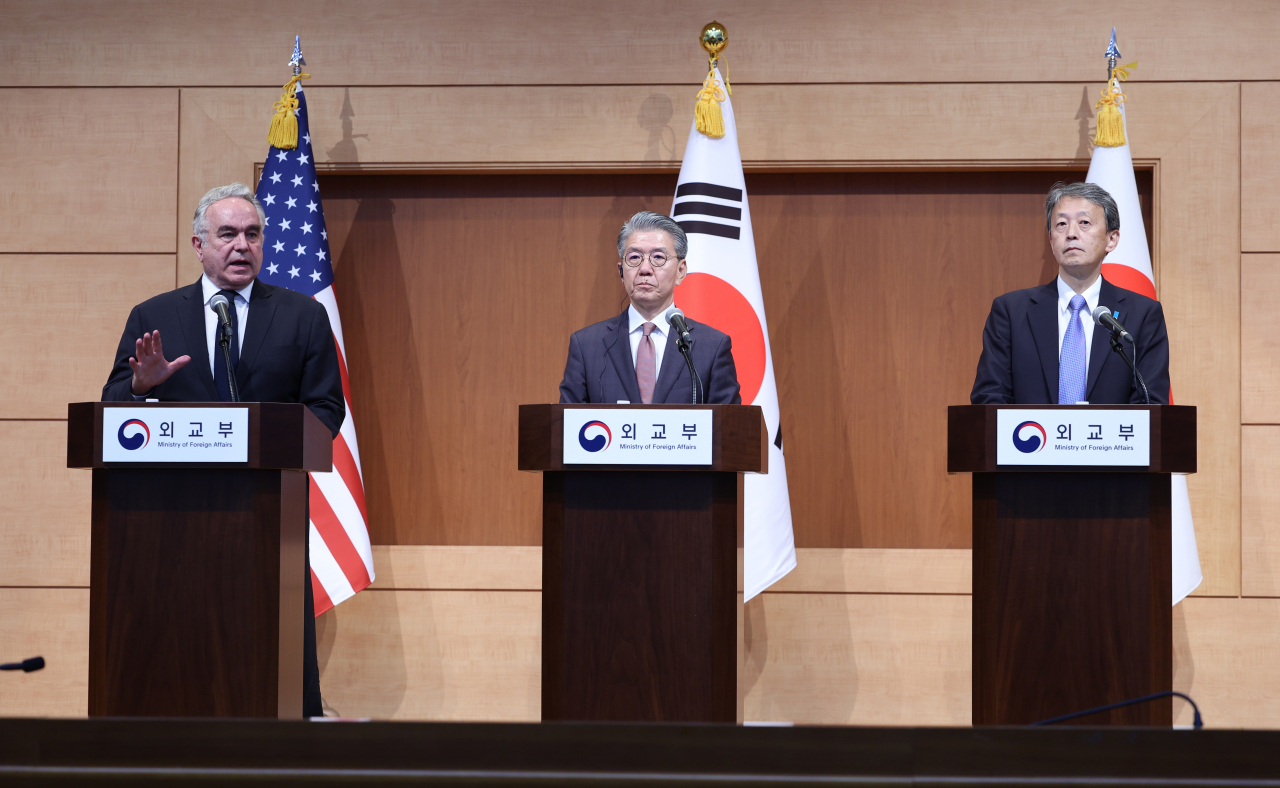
[1,719,1278,786]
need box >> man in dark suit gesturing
[103,183,342,718]
[971,182,1170,406]
[559,211,741,405]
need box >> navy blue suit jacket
[971,277,1170,405]
[559,309,742,405]
[102,278,345,437]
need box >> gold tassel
[694,62,727,139]
[1093,62,1136,148]
[267,72,310,150]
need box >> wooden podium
[67,401,332,718]
[948,404,1196,726]
[519,404,766,723]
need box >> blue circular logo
[1012,421,1046,453]
[578,420,611,452]
[117,419,150,451]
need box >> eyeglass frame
[620,250,681,268]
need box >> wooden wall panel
[0,589,88,717]
[368,546,541,590]
[0,89,177,253]
[1242,84,1280,253]
[1242,254,1280,424]
[182,82,1216,176]
[0,255,178,418]
[4,1,1279,87]
[322,170,1148,549]
[1243,426,1280,598]
[743,593,971,725]
[1175,598,1280,729]
[1155,85,1241,597]
[0,422,89,588]
[316,589,541,721]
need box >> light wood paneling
[1243,426,1280,597]
[1242,84,1280,253]
[316,589,541,721]
[743,593,971,725]
[0,255,178,418]
[1242,255,1280,424]
[368,546,541,590]
[0,589,88,717]
[0,422,89,588]
[0,89,177,253]
[184,82,1218,175]
[768,549,970,594]
[4,1,1279,87]
[1175,597,1280,729]
[1155,85,1241,597]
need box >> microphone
[1,657,45,672]
[1092,305,1132,343]
[209,293,234,339]
[664,306,702,405]
[665,306,692,347]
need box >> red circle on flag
[674,272,766,404]
[1100,263,1157,300]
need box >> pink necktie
[636,322,657,404]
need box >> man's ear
[190,234,204,260]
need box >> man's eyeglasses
[622,252,675,268]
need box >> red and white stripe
[308,284,375,614]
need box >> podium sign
[996,408,1150,467]
[562,408,713,466]
[101,407,249,463]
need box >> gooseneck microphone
[208,293,239,403]
[1091,305,1132,343]
[1,656,45,672]
[664,306,703,405]
[1093,304,1150,404]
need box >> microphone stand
[1108,331,1150,404]
[219,321,239,403]
[674,334,702,405]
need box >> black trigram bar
[673,201,743,221]
[675,182,743,202]
[678,220,740,240]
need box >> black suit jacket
[559,309,742,405]
[971,277,1170,405]
[102,278,345,437]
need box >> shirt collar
[628,303,671,336]
[1056,274,1102,314]
[201,273,255,305]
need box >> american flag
[255,87,375,614]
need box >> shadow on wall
[327,87,369,164]
[637,93,677,163]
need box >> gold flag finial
[1093,30,1136,148]
[267,36,311,150]
[695,21,729,138]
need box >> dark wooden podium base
[541,470,743,722]
[89,467,306,718]
[972,472,1172,726]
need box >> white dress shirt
[1056,274,1103,369]
[627,303,670,374]
[201,274,253,376]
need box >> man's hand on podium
[129,330,191,395]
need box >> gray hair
[617,211,688,260]
[193,183,267,240]
[1045,181,1120,234]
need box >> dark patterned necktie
[636,322,657,404]
[213,290,241,402]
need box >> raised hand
[129,330,191,395]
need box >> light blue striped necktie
[1059,294,1088,404]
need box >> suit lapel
[1027,282,1060,404]
[1086,278,1126,400]
[651,323,690,404]
[604,310,643,404]
[177,279,218,400]
[238,279,277,376]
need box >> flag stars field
[286,197,298,209]
[292,175,304,187]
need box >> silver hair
[1045,181,1120,234]
[193,183,267,240]
[617,211,688,260]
